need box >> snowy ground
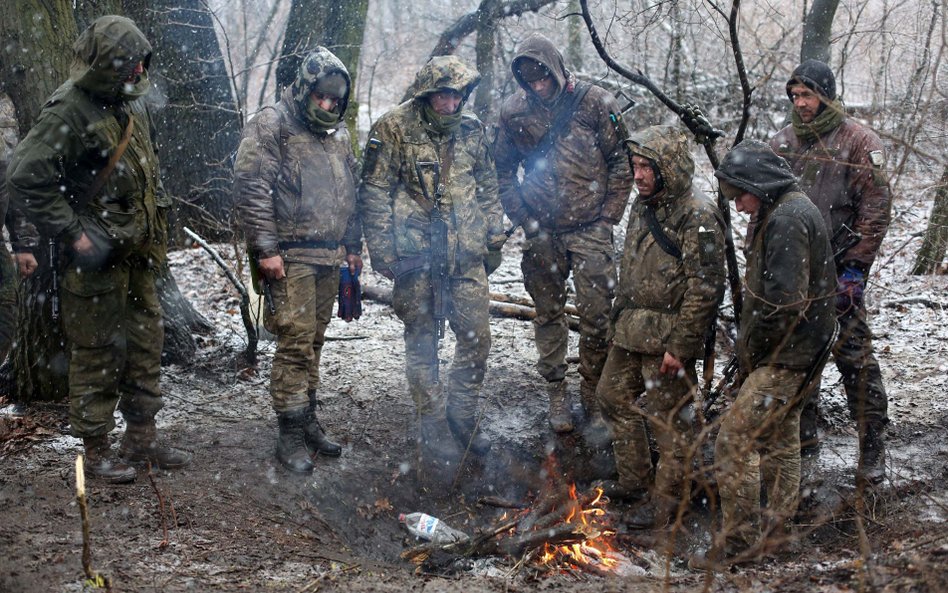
[1,182,947,592]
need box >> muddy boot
[276,410,314,473]
[547,380,573,433]
[799,395,820,457]
[121,421,192,469]
[857,421,886,485]
[304,392,342,458]
[84,436,137,484]
[446,407,491,456]
[625,495,674,530]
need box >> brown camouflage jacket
[494,34,632,232]
[611,126,725,359]
[770,117,891,272]
[359,57,504,279]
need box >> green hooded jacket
[611,126,725,359]
[7,15,165,269]
[716,140,837,372]
[359,56,504,278]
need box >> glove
[337,266,362,322]
[836,266,865,314]
[484,248,503,276]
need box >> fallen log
[488,292,580,318]
[362,284,580,331]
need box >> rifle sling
[643,206,682,260]
[524,81,591,175]
[83,114,135,207]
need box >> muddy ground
[2,189,948,592]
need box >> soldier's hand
[660,352,685,376]
[258,255,286,280]
[14,252,38,278]
[346,253,363,276]
[73,232,95,256]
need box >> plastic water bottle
[399,512,470,544]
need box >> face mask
[421,102,462,134]
[305,97,341,131]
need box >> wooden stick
[75,455,110,590]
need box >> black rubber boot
[446,408,491,456]
[276,410,315,473]
[304,393,342,457]
[84,435,137,484]
[121,421,192,469]
[857,421,886,485]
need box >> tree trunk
[0,0,77,134]
[277,0,369,153]
[125,0,242,242]
[566,0,584,71]
[73,0,123,31]
[800,0,841,64]
[911,164,948,275]
[472,0,498,122]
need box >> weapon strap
[524,81,591,174]
[435,135,456,206]
[642,205,682,260]
[82,114,135,205]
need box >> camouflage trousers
[597,346,696,504]
[392,267,491,421]
[521,223,616,392]
[715,366,808,555]
[802,304,888,442]
[264,262,337,413]
[0,241,16,363]
[60,256,163,437]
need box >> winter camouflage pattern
[597,125,724,507]
[6,16,165,437]
[359,56,502,418]
[234,47,360,413]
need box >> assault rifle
[48,238,60,321]
[415,161,449,341]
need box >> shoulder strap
[643,205,682,260]
[524,81,591,174]
[82,114,135,205]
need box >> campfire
[401,458,637,577]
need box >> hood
[70,15,152,101]
[409,55,480,103]
[511,33,570,104]
[290,47,352,117]
[625,125,695,203]
[715,139,798,205]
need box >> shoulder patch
[868,150,885,167]
[362,137,383,179]
[698,226,717,266]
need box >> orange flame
[536,485,622,572]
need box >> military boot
[276,410,315,473]
[84,435,137,484]
[857,421,886,485]
[121,421,192,469]
[625,495,675,530]
[547,380,573,433]
[447,406,491,456]
[304,391,342,457]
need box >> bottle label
[417,514,439,536]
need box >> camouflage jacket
[0,156,39,253]
[234,85,360,266]
[717,140,837,372]
[611,127,725,359]
[494,34,632,232]
[770,117,891,272]
[359,57,504,279]
[6,16,166,268]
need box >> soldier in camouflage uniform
[494,34,632,433]
[7,16,190,483]
[0,154,39,366]
[596,126,725,529]
[234,48,359,473]
[770,60,891,483]
[359,56,505,456]
[706,140,836,564]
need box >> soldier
[494,33,632,433]
[704,140,836,565]
[770,60,892,483]
[0,154,39,366]
[7,16,190,483]
[234,47,359,473]
[596,126,725,529]
[359,56,505,457]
